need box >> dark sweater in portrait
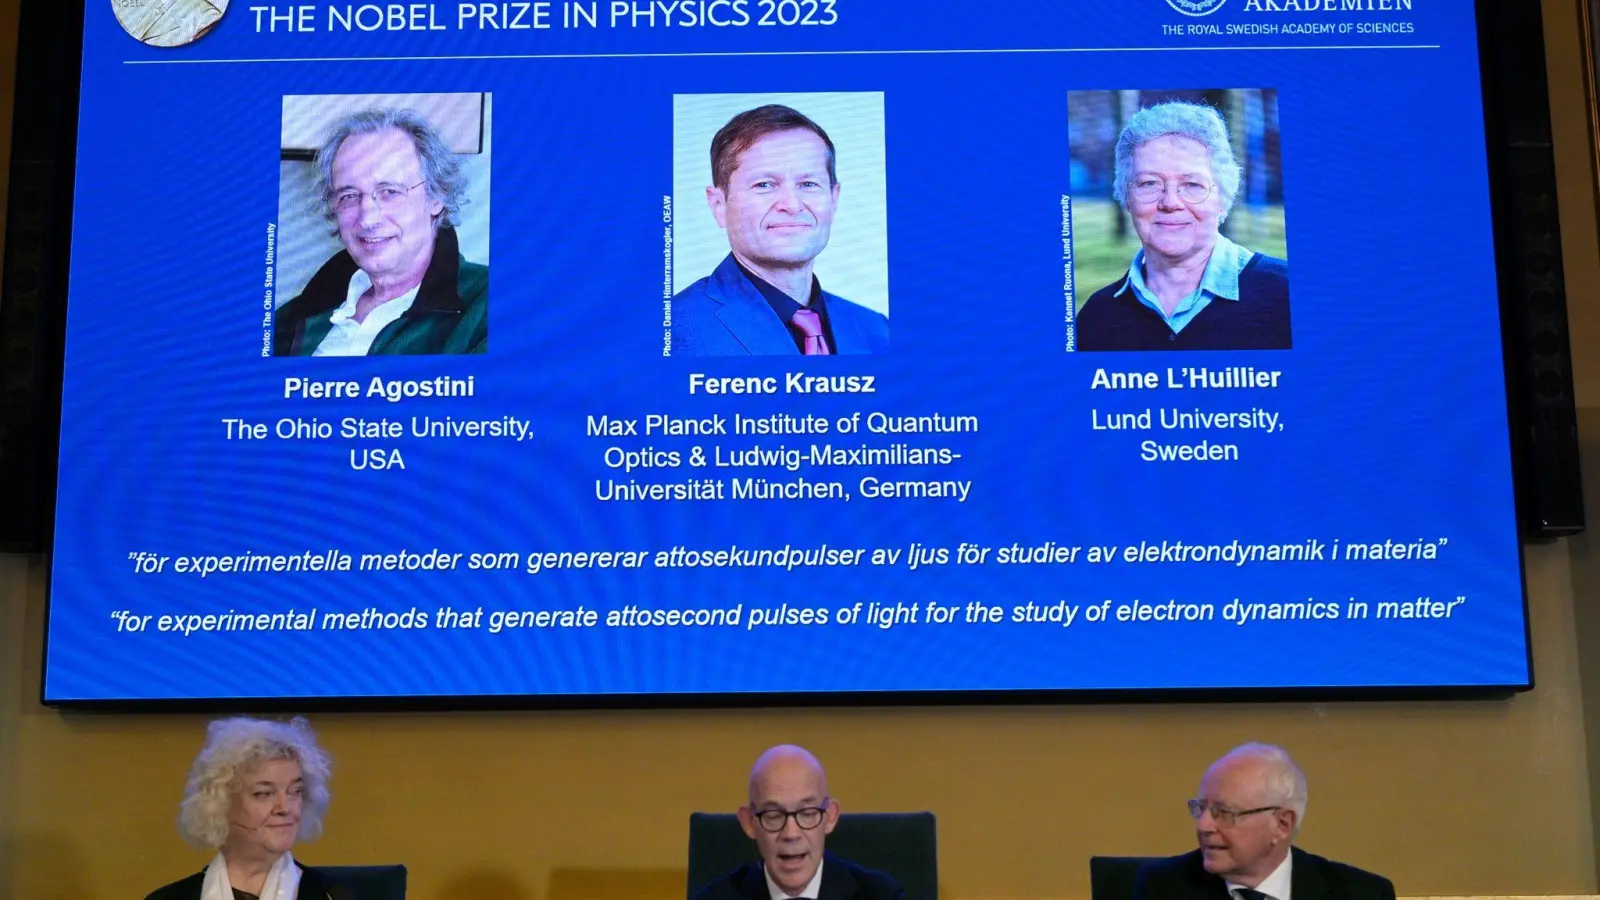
[1078,254,1291,351]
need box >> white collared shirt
[763,856,825,900]
[311,269,421,356]
[1227,849,1292,900]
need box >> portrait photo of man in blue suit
[671,104,890,356]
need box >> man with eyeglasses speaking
[275,107,488,356]
[1076,101,1291,351]
[1132,743,1394,900]
[693,745,906,900]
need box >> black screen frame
[26,0,1546,712]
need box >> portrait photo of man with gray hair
[274,99,489,356]
[1071,94,1291,351]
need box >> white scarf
[199,850,302,900]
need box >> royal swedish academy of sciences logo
[1165,0,1227,15]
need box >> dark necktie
[1235,888,1270,900]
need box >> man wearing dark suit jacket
[1133,744,1395,900]
[672,105,889,357]
[692,745,907,900]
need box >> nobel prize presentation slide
[45,0,1529,703]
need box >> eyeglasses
[1130,177,1212,205]
[1187,799,1280,826]
[333,181,426,213]
[752,801,830,832]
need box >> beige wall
[1548,0,1600,876]
[5,3,1600,898]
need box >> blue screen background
[42,0,1531,702]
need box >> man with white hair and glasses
[1132,743,1394,900]
[1078,101,1291,350]
[275,106,487,356]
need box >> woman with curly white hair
[144,716,353,900]
[1077,99,1291,351]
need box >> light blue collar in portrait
[1116,233,1256,335]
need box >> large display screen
[42,0,1531,704]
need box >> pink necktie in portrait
[791,308,832,355]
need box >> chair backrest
[1088,856,1162,900]
[687,812,938,900]
[317,864,408,900]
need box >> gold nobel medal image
[112,0,228,48]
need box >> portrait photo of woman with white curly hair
[143,716,353,900]
[1069,90,1291,351]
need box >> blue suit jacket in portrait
[671,254,890,356]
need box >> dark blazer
[275,226,488,356]
[672,254,889,356]
[144,861,356,900]
[1132,847,1395,900]
[692,850,907,900]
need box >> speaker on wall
[0,0,83,552]
[1479,0,1586,539]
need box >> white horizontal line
[121,43,1442,65]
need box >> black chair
[1088,856,1162,900]
[318,864,408,900]
[687,811,938,900]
